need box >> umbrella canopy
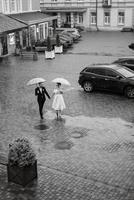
[27,78,46,86]
[52,78,71,86]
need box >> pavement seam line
[39,164,133,192]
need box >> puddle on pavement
[45,110,134,135]
[71,132,82,138]
[55,140,73,150]
[70,128,88,138]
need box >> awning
[0,13,27,34]
[9,11,57,26]
[41,7,87,13]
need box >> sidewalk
[0,110,134,200]
[0,31,134,199]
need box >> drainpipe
[96,0,99,31]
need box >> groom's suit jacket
[35,87,50,103]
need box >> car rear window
[117,68,134,77]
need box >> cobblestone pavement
[0,32,134,199]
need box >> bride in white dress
[52,82,66,119]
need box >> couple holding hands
[35,82,66,120]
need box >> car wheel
[124,86,134,98]
[83,81,93,93]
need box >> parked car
[62,31,80,41]
[59,34,73,46]
[121,27,134,32]
[56,27,81,38]
[74,24,85,32]
[112,57,134,71]
[78,64,134,98]
[128,43,134,51]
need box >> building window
[103,0,112,5]
[91,12,96,25]
[118,12,125,25]
[66,13,71,23]
[17,0,22,12]
[3,0,9,13]
[74,13,78,24]
[104,12,110,25]
[10,0,16,12]
[30,25,36,45]
[39,24,44,40]
[28,0,32,11]
[78,13,83,23]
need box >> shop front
[9,12,57,49]
[0,13,26,57]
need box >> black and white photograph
[0,0,134,199]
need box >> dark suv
[78,64,134,98]
[112,57,134,71]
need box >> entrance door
[65,13,71,27]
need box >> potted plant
[45,36,55,59]
[7,138,37,187]
[54,34,63,54]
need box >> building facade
[40,0,134,31]
[0,0,57,56]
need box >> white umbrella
[27,78,46,86]
[52,78,71,86]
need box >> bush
[8,138,36,167]
[35,40,47,47]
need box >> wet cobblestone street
[0,32,134,200]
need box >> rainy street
[0,31,134,200]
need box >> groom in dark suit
[35,83,50,119]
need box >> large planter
[7,160,37,187]
[45,50,55,59]
[54,45,63,54]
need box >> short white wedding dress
[52,89,66,111]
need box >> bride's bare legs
[59,110,62,118]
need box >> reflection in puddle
[55,140,73,150]
[34,124,50,130]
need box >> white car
[56,28,81,37]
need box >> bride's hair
[56,82,61,87]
